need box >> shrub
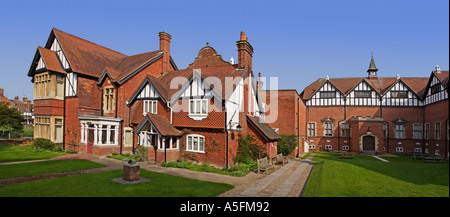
[135,146,148,162]
[277,134,298,156]
[234,134,266,164]
[32,138,55,150]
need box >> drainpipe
[167,101,173,124]
[224,107,229,168]
[337,97,347,151]
[62,74,66,151]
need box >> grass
[0,144,67,163]
[0,159,107,179]
[303,152,449,197]
[0,169,234,197]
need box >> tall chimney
[0,87,3,97]
[159,32,172,72]
[236,31,254,70]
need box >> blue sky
[0,0,448,100]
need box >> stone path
[236,156,314,197]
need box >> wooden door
[363,136,375,151]
[87,129,94,154]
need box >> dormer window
[188,99,208,120]
[104,86,115,113]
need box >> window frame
[189,99,208,116]
[186,134,205,153]
[143,100,157,115]
[307,122,316,137]
[413,123,423,139]
[395,123,405,139]
[104,86,115,113]
[435,122,441,140]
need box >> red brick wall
[34,99,64,116]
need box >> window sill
[185,150,205,154]
[188,114,208,121]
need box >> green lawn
[0,144,66,163]
[303,152,449,197]
[0,169,234,197]
[0,159,107,179]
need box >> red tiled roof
[247,115,281,141]
[136,113,181,136]
[302,76,432,99]
[52,28,127,78]
[37,47,65,74]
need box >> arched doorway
[362,135,375,151]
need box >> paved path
[236,153,315,197]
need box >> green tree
[277,134,298,156]
[0,102,24,139]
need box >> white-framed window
[308,122,316,137]
[342,146,349,151]
[186,134,205,153]
[414,148,422,153]
[396,147,404,152]
[309,145,316,150]
[325,145,332,150]
[189,99,208,115]
[425,148,429,154]
[143,100,157,115]
[80,121,119,146]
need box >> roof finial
[436,65,441,73]
[326,75,329,80]
[371,51,373,58]
[206,42,209,47]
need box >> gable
[128,76,166,105]
[347,80,380,106]
[49,37,71,70]
[382,80,422,106]
[187,45,232,69]
[424,73,448,105]
[306,80,345,106]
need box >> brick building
[27,29,279,167]
[300,57,449,159]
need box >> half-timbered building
[301,57,449,158]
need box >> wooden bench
[257,157,275,174]
[424,157,445,163]
[341,152,354,159]
[412,153,427,160]
[276,153,288,165]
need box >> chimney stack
[0,87,3,97]
[159,32,172,72]
[236,31,254,70]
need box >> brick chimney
[159,32,172,72]
[0,87,3,97]
[236,31,254,71]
